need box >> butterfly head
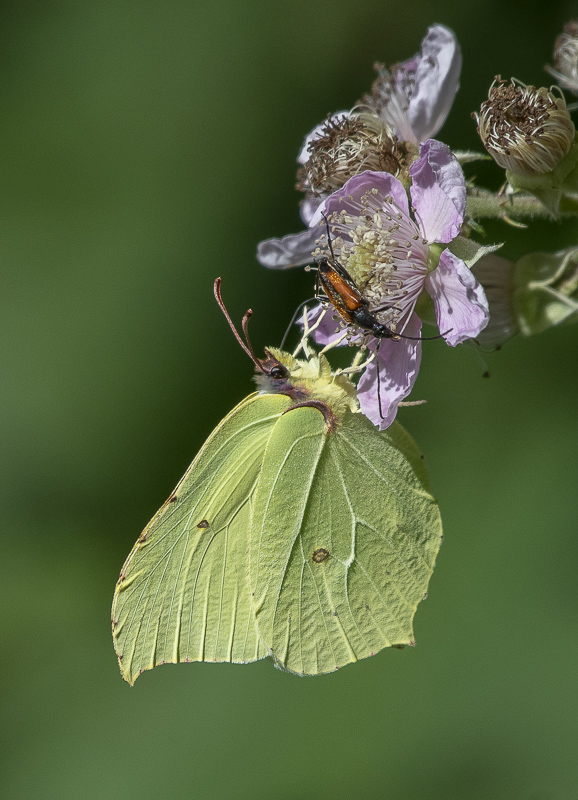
[257,348,358,419]
[215,278,358,421]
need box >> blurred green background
[2,1,578,798]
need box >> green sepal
[453,150,492,164]
[506,136,578,216]
[448,236,503,269]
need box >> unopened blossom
[475,78,575,177]
[306,141,489,429]
[257,25,461,270]
[546,21,578,95]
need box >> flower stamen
[297,113,406,197]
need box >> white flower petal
[300,195,324,226]
[302,304,347,347]
[257,227,319,269]
[357,314,422,430]
[410,140,466,243]
[407,24,461,142]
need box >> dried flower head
[296,113,412,197]
[546,21,578,95]
[475,78,575,176]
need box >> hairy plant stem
[466,189,578,220]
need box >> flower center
[321,189,429,332]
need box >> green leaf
[250,408,441,675]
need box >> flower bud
[513,247,578,336]
[546,21,578,96]
[296,112,416,197]
[475,78,575,176]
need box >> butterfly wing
[249,406,442,675]
[112,392,292,684]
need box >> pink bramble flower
[362,23,461,146]
[258,25,461,270]
[546,21,578,96]
[306,141,489,429]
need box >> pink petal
[409,140,466,243]
[257,227,320,269]
[425,249,489,346]
[407,25,461,142]
[311,170,409,227]
[357,314,422,430]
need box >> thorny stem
[466,189,578,220]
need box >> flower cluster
[255,22,578,430]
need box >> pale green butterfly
[111,279,442,683]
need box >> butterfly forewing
[112,393,292,684]
[249,407,443,675]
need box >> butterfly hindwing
[249,406,442,675]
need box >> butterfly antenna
[241,308,258,360]
[213,278,262,370]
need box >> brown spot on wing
[312,547,330,563]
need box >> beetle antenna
[377,339,383,421]
[280,296,317,349]
[392,328,452,342]
[321,212,337,261]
